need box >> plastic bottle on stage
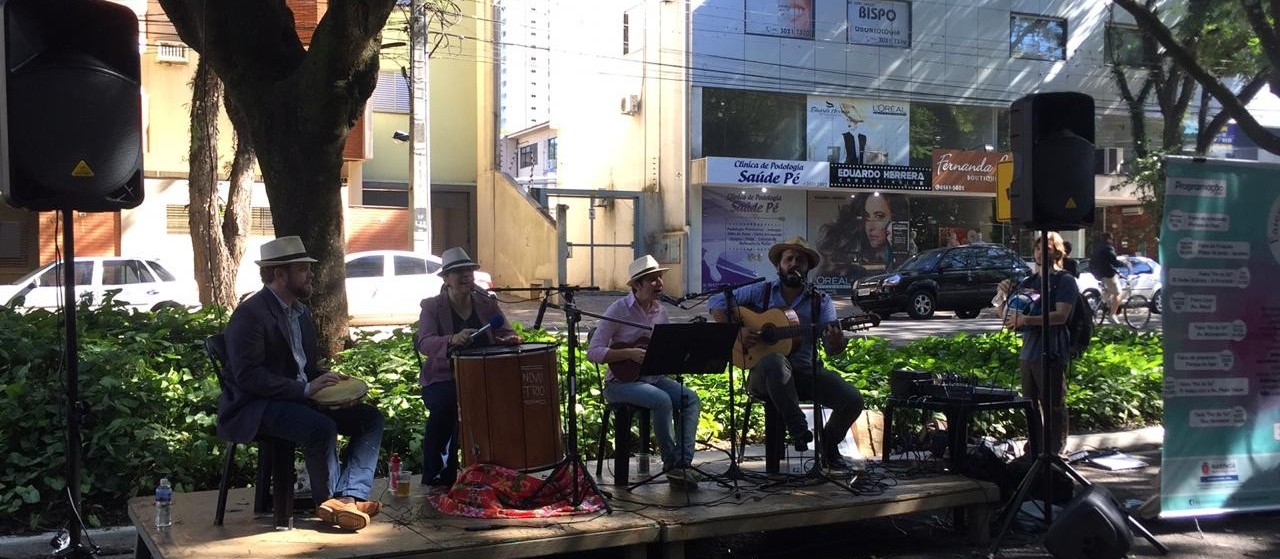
[638,451,650,475]
[155,478,173,529]
[389,452,401,489]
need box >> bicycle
[1096,272,1151,329]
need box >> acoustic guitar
[731,307,879,369]
[607,337,649,383]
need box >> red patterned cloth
[428,463,608,518]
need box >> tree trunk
[187,58,226,307]
[222,95,255,301]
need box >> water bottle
[155,478,173,529]
[389,453,401,489]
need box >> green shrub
[0,306,1163,533]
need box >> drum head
[453,342,558,359]
[313,377,368,406]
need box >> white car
[1078,255,1163,314]
[344,250,493,326]
[0,257,200,312]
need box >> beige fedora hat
[438,247,481,275]
[255,236,318,267]
[767,236,821,269]
[627,254,668,284]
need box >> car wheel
[1151,289,1162,314]
[906,290,936,319]
[954,308,981,319]
[151,301,184,312]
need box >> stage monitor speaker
[0,0,144,212]
[1009,92,1095,230]
[1043,485,1134,559]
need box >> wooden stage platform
[129,453,999,559]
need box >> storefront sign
[700,157,829,187]
[745,0,814,39]
[848,0,911,48]
[931,149,1011,193]
[829,163,931,190]
[806,96,910,166]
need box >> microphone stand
[522,285,612,512]
[762,277,857,495]
[988,231,1166,556]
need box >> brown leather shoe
[317,498,370,531]
[353,500,381,518]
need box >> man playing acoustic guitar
[709,236,864,471]
[586,255,703,489]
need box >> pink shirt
[585,292,667,383]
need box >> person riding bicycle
[1089,232,1122,324]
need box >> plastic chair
[206,333,296,528]
[587,327,653,485]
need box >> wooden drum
[453,342,563,471]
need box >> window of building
[519,144,538,168]
[622,13,631,55]
[907,102,1004,167]
[1010,13,1067,61]
[1105,23,1157,67]
[701,88,807,160]
[166,204,275,235]
[546,137,558,172]
[362,181,409,208]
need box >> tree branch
[1114,0,1280,154]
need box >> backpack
[1019,272,1092,359]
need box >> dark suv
[851,244,1030,319]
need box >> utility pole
[409,0,432,253]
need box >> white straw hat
[254,236,318,267]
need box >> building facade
[497,0,1162,294]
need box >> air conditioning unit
[620,94,641,116]
[1094,147,1125,175]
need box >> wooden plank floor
[128,452,999,559]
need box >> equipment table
[881,396,1041,472]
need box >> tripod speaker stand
[988,231,1166,558]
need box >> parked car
[1077,255,1163,314]
[0,257,200,312]
[851,244,1031,319]
[344,250,493,326]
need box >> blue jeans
[420,381,459,484]
[749,353,864,455]
[256,400,384,505]
[603,377,699,467]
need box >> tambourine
[312,377,369,410]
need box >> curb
[1065,425,1163,453]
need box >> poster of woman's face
[809,192,909,293]
[745,0,814,39]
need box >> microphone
[658,293,682,307]
[469,315,504,343]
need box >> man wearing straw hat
[222,236,386,531]
[586,255,703,489]
[708,236,864,471]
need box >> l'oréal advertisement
[808,192,910,293]
[701,186,808,291]
[806,96,910,167]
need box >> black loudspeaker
[1009,92,1095,229]
[0,0,143,212]
[1043,485,1134,559]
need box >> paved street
[491,290,1162,345]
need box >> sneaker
[789,429,814,452]
[666,468,700,490]
[1104,314,1119,325]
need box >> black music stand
[626,322,739,491]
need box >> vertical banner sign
[1160,156,1280,518]
[701,187,807,291]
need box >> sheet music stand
[625,322,738,491]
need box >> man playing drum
[221,236,386,531]
[415,247,521,487]
[586,255,703,489]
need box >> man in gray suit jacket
[221,236,384,530]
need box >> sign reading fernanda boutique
[849,0,911,48]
